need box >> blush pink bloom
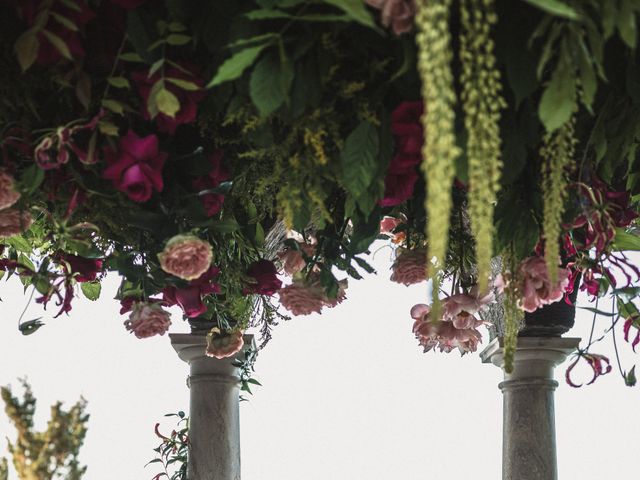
[158,235,213,281]
[365,0,416,35]
[0,209,33,238]
[243,259,282,296]
[390,248,427,285]
[411,303,483,354]
[124,302,171,339]
[206,331,245,359]
[0,171,20,210]
[442,288,494,329]
[102,131,167,202]
[277,242,315,276]
[518,256,570,313]
[278,281,326,316]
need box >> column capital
[170,333,255,377]
[480,336,580,381]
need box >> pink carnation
[0,209,32,238]
[124,303,171,339]
[390,248,427,285]
[365,0,416,35]
[0,171,20,210]
[518,256,570,313]
[206,331,244,359]
[158,235,212,281]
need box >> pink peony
[365,0,416,35]
[518,256,570,313]
[158,235,213,281]
[192,151,228,217]
[0,171,20,210]
[276,242,315,276]
[243,260,282,296]
[206,330,245,359]
[132,64,205,134]
[162,265,221,318]
[390,248,427,285]
[0,209,32,238]
[102,131,166,202]
[124,302,172,339]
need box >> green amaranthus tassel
[415,0,461,317]
[460,0,506,294]
[541,116,576,282]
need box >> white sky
[0,246,638,479]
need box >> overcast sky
[0,246,638,479]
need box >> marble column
[171,333,254,480]
[480,337,580,480]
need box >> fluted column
[480,337,580,480]
[171,333,254,480]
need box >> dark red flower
[243,260,282,296]
[132,64,205,134]
[162,266,221,318]
[623,315,640,352]
[192,150,228,217]
[565,351,612,388]
[61,254,103,282]
[102,131,166,202]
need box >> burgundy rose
[243,260,282,296]
[124,302,172,339]
[390,248,427,286]
[162,266,221,318]
[0,209,32,237]
[102,131,166,202]
[206,330,245,360]
[192,151,228,217]
[158,235,212,281]
[0,171,21,210]
[61,254,103,282]
[132,64,205,134]
[365,0,416,35]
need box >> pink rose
[205,331,245,359]
[0,209,32,238]
[276,242,315,276]
[158,235,213,281]
[162,266,221,318]
[124,302,172,339]
[61,254,103,282]
[243,260,282,296]
[132,64,205,134]
[278,281,326,316]
[102,131,166,202]
[0,171,20,210]
[390,248,427,285]
[518,256,570,313]
[192,151,228,217]
[365,0,416,35]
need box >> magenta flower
[243,260,282,296]
[102,131,166,202]
[192,151,228,217]
[623,316,640,352]
[565,351,612,388]
[162,266,221,318]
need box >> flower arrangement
[0,0,638,384]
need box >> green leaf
[14,31,39,72]
[81,281,101,301]
[166,34,191,46]
[249,52,289,116]
[119,52,144,62]
[19,164,45,195]
[246,9,292,20]
[613,228,640,251]
[50,12,78,31]
[617,0,637,49]
[341,121,379,198]
[625,365,637,387]
[208,44,271,88]
[166,77,201,91]
[6,235,32,253]
[539,53,576,132]
[107,76,131,89]
[204,219,241,233]
[523,0,580,20]
[41,29,72,60]
[101,99,125,115]
[576,36,597,110]
[19,318,45,336]
[155,87,181,117]
[577,306,616,316]
[323,0,376,28]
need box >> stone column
[480,337,580,480]
[171,333,254,480]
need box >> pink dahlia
[158,235,212,281]
[102,131,166,202]
[206,330,245,359]
[124,302,171,339]
[390,248,427,285]
[518,256,570,313]
[0,209,32,238]
[0,171,20,210]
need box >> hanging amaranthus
[459,0,506,294]
[415,0,461,318]
[541,115,577,282]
